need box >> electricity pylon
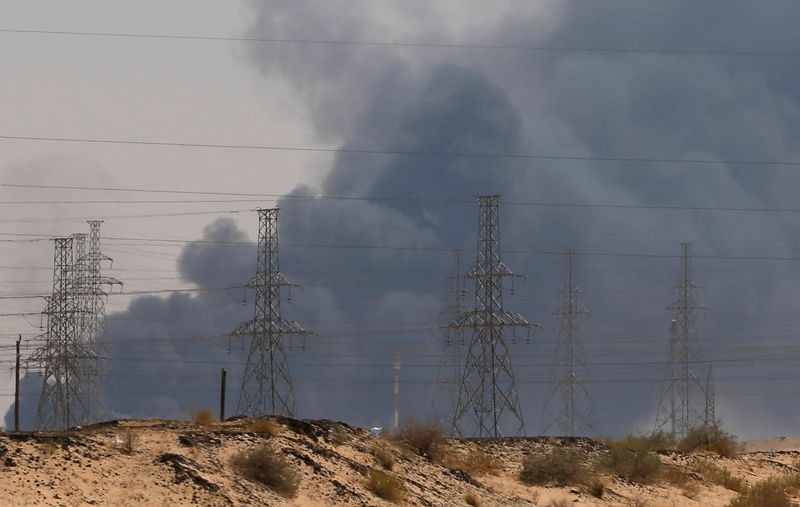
[432,251,467,427]
[541,250,597,436]
[233,208,309,418]
[451,195,533,438]
[655,243,705,439]
[29,238,93,429]
[704,363,716,427]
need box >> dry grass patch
[588,476,606,498]
[603,431,676,453]
[679,423,740,457]
[519,448,590,487]
[367,468,405,503]
[370,445,396,471]
[393,419,446,461]
[248,418,278,436]
[445,447,501,477]
[600,442,662,484]
[464,492,481,506]
[190,409,216,427]
[232,444,300,498]
[122,429,139,455]
[693,460,747,493]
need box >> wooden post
[14,335,20,432]
[219,368,227,422]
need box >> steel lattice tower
[233,208,309,417]
[655,243,705,439]
[704,364,716,427]
[432,251,467,426]
[451,195,533,438]
[29,237,93,429]
[541,250,597,436]
[84,221,121,344]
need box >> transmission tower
[541,250,597,436]
[704,363,716,427]
[233,208,309,418]
[654,243,705,439]
[451,195,533,438]
[29,237,95,429]
[432,251,467,426]
[84,221,121,344]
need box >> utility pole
[541,250,597,436]
[655,243,704,439]
[14,335,20,432]
[233,208,310,418]
[220,368,227,422]
[451,195,533,438]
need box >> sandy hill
[0,416,797,506]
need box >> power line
[2,28,800,57]
[4,134,800,167]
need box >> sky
[3,0,800,439]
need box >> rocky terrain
[0,416,797,506]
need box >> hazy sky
[4,1,800,439]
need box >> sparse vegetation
[370,445,396,471]
[519,448,589,487]
[588,476,606,498]
[191,409,216,427]
[445,447,501,477]
[231,444,300,498]
[693,460,747,493]
[464,492,481,506]
[603,431,676,453]
[679,423,740,457]
[122,429,138,455]
[366,468,405,503]
[545,499,570,507]
[248,418,278,436]
[727,473,800,507]
[393,419,446,461]
[601,442,662,483]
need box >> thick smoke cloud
[242,1,800,438]
[12,2,800,438]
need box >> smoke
[11,2,800,438]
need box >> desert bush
[190,409,216,427]
[727,477,791,507]
[519,448,589,487]
[546,499,571,507]
[693,460,747,493]
[232,444,299,498]
[370,445,396,471]
[464,492,481,506]
[122,429,138,455]
[631,496,650,507]
[588,476,606,498]
[248,418,278,436]
[604,431,676,453]
[393,419,446,460]
[367,468,405,503]
[679,423,739,457]
[601,443,662,483]
[445,447,501,477]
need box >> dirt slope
[0,417,797,506]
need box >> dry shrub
[445,447,501,477]
[728,478,790,507]
[232,444,299,498]
[191,409,216,427]
[464,492,481,506]
[367,468,405,503]
[248,418,278,436]
[393,419,446,460]
[546,499,571,507]
[679,423,739,457]
[601,443,662,484]
[682,482,701,500]
[370,445,396,471]
[631,496,650,507]
[519,448,589,487]
[662,464,692,488]
[693,460,747,493]
[122,429,138,455]
[604,431,676,453]
[588,476,606,498]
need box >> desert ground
[0,417,797,506]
